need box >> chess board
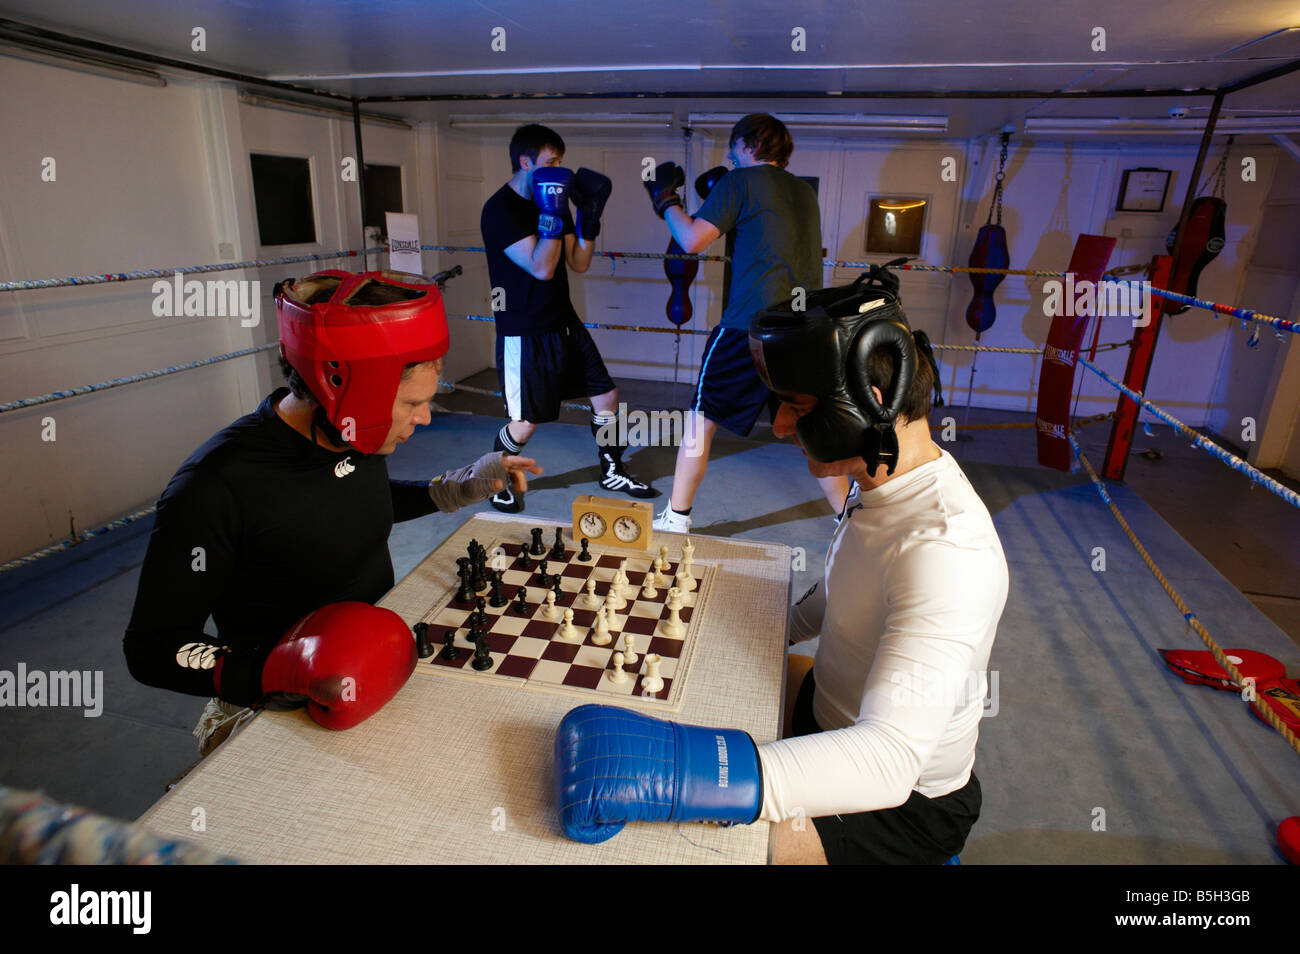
[411,535,715,711]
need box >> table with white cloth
[138,513,792,864]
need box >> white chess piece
[662,587,684,637]
[558,608,580,642]
[640,573,658,599]
[543,590,559,619]
[622,633,638,667]
[605,580,627,611]
[675,564,694,593]
[585,578,600,607]
[591,607,611,645]
[681,537,694,565]
[641,654,664,694]
[608,652,628,684]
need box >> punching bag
[966,224,1009,333]
[1164,196,1226,315]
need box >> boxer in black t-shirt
[479,124,656,511]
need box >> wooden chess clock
[571,495,654,552]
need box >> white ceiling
[2,0,1298,138]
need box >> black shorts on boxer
[791,670,982,865]
[692,326,773,437]
[496,322,616,424]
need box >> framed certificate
[1117,168,1171,212]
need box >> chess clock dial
[613,516,641,543]
[578,511,607,540]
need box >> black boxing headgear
[749,261,917,476]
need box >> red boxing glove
[260,602,416,730]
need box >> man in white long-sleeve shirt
[553,265,1008,864]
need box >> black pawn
[413,622,434,659]
[549,527,566,561]
[471,596,488,630]
[530,527,546,556]
[471,629,493,671]
[488,571,507,608]
[513,587,529,614]
[552,577,563,603]
[577,537,592,562]
[439,630,460,661]
[517,548,532,571]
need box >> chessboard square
[622,616,658,636]
[522,620,557,639]
[430,652,470,670]
[501,570,530,586]
[562,564,592,579]
[433,608,467,627]
[561,666,605,690]
[633,675,672,700]
[570,609,597,627]
[626,570,647,586]
[679,606,694,622]
[486,632,517,654]
[596,555,622,569]
[491,615,527,636]
[572,646,612,669]
[485,603,509,617]
[628,601,662,619]
[501,542,523,556]
[648,636,685,659]
[594,673,638,696]
[509,636,551,659]
[529,659,572,684]
[541,641,580,663]
[496,655,539,679]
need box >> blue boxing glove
[554,704,763,844]
[532,167,574,239]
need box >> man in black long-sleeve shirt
[124,270,538,753]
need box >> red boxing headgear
[276,270,450,454]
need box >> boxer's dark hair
[729,113,794,168]
[510,124,566,172]
[867,339,934,425]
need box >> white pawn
[585,578,600,607]
[640,573,658,599]
[622,633,638,667]
[675,564,695,593]
[558,608,579,642]
[543,590,559,619]
[641,654,664,694]
[605,581,627,611]
[591,607,611,645]
[608,652,628,684]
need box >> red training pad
[1158,648,1285,691]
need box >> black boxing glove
[695,166,728,200]
[571,168,612,241]
[643,162,685,218]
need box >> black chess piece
[549,526,566,561]
[467,538,480,560]
[439,630,460,661]
[471,596,488,630]
[413,622,434,659]
[577,537,592,562]
[488,572,507,608]
[552,577,563,604]
[536,559,549,587]
[471,629,492,671]
[529,527,546,556]
[454,563,474,604]
[513,587,529,614]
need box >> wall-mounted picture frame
[865,196,928,256]
[1117,168,1171,213]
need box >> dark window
[250,154,316,246]
[363,164,404,234]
